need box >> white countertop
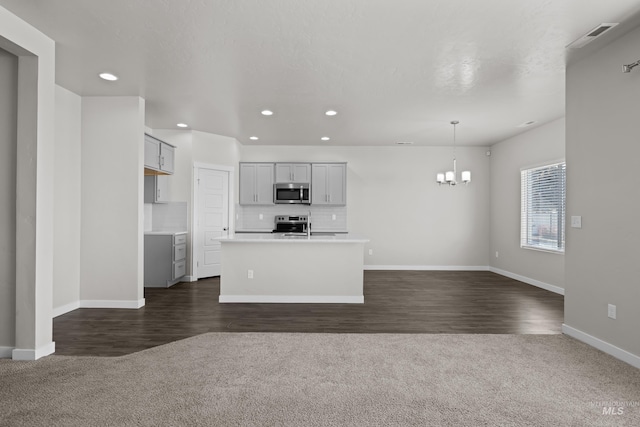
[144,230,187,236]
[218,233,368,243]
[235,229,348,234]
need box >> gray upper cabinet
[275,163,311,183]
[144,133,175,175]
[240,163,275,205]
[144,175,170,203]
[311,163,346,205]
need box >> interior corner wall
[565,25,640,358]
[0,47,18,355]
[80,96,145,306]
[489,118,565,290]
[1,5,56,360]
[53,85,81,314]
[239,145,491,268]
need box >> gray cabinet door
[255,163,275,203]
[311,164,329,205]
[160,143,175,174]
[144,234,186,287]
[144,175,170,203]
[144,135,160,169]
[145,134,175,174]
[239,163,257,204]
[276,163,311,183]
[311,163,346,205]
[292,164,311,182]
[275,164,293,183]
[327,164,346,205]
[239,163,275,205]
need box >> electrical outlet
[571,216,582,228]
[495,251,499,258]
[368,249,373,255]
[608,304,616,319]
[247,269,254,279]
[259,214,263,220]
[332,214,337,220]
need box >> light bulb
[445,171,455,182]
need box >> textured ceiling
[1,0,640,146]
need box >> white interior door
[196,168,229,278]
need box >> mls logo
[602,407,624,415]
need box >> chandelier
[436,120,471,186]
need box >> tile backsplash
[145,201,188,232]
[237,204,347,232]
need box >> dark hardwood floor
[53,271,564,356]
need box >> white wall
[490,118,565,290]
[80,97,145,306]
[1,5,56,360]
[0,47,18,355]
[53,86,82,315]
[565,24,640,359]
[240,145,491,268]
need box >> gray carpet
[1,333,639,426]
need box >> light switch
[259,214,263,220]
[571,216,582,228]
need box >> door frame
[191,162,235,280]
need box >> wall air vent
[567,23,619,49]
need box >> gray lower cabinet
[144,232,187,287]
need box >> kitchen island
[217,233,369,303]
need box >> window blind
[520,162,566,252]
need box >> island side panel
[219,241,364,303]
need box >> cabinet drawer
[174,244,186,261]
[173,260,186,280]
[174,234,187,245]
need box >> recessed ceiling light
[321,137,330,141]
[99,72,118,81]
[250,136,259,140]
[325,110,337,116]
[261,110,274,116]
[177,123,188,128]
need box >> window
[521,162,566,253]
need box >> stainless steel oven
[274,183,310,204]
[273,215,309,233]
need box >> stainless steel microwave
[274,183,310,204]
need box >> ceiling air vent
[567,23,619,49]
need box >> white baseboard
[0,346,13,359]
[183,275,197,282]
[364,265,490,271]
[489,267,564,295]
[53,301,81,318]
[219,295,364,304]
[12,341,56,361]
[80,298,145,309]
[562,324,640,369]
